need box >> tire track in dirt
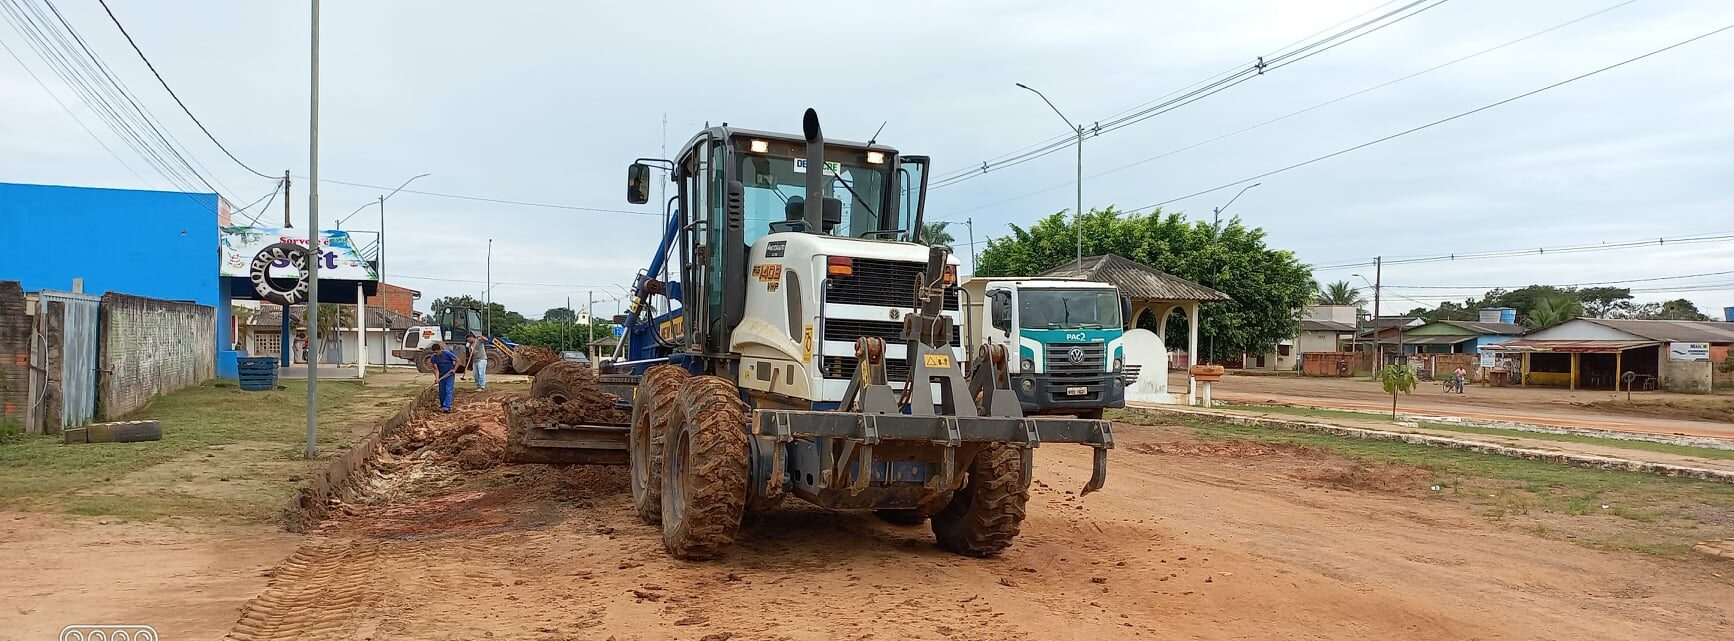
[225,540,383,641]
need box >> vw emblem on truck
[1067,347,1085,365]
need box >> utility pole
[485,238,493,337]
[660,112,669,205]
[282,170,293,228]
[1373,256,1383,373]
[964,217,977,276]
[564,295,572,351]
[304,0,321,460]
[587,290,595,357]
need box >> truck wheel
[931,446,1029,557]
[414,353,432,374]
[630,365,689,524]
[531,361,593,403]
[659,376,749,560]
[1077,407,1105,420]
[486,358,507,375]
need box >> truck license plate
[1066,386,1088,396]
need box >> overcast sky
[3,0,1730,319]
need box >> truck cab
[964,278,1129,418]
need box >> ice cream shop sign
[219,226,378,281]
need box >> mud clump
[516,395,630,427]
[1297,461,1430,492]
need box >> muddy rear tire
[531,361,594,403]
[414,352,433,374]
[630,365,689,525]
[659,376,749,560]
[485,358,507,375]
[931,446,1029,557]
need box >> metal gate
[39,290,100,428]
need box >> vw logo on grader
[1067,347,1085,365]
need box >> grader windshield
[729,134,927,246]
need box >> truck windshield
[736,153,901,245]
[1019,289,1121,329]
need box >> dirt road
[189,395,1731,641]
[1183,372,1734,441]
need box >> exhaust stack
[802,108,824,232]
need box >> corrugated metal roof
[1393,335,1476,345]
[1580,318,1734,343]
[1300,319,1356,332]
[1439,320,1528,335]
[1480,338,1657,353]
[1037,254,1230,302]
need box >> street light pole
[1016,82,1086,267]
[304,0,320,460]
[1212,182,1261,226]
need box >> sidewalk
[1127,401,1734,482]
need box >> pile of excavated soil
[1296,461,1432,493]
[514,345,560,375]
[390,393,508,471]
[515,394,629,427]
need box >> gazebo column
[1187,302,1201,405]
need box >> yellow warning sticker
[802,325,814,363]
[923,353,951,369]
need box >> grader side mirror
[627,163,651,204]
[1121,295,1134,330]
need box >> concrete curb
[1128,405,1734,484]
[1224,401,1734,451]
[281,400,415,532]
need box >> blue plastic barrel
[237,356,280,391]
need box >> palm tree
[1524,296,1582,329]
[1315,280,1365,307]
[920,222,955,249]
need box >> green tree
[430,295,527,336]
[506,319,615,351]
[920,222,955,249]
[1376,364,1418,417]
[542,307,577,324]
[1315,281,1365,307]
[976,207,1313,356]
[1635,298,1709,321]
[1575,286,1634,318]
[1524,296,1582,328]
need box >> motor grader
[505,109,1113,559]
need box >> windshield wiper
[829,172,881,234]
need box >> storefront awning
[1479,339,1657,353]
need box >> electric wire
[94,0,275,179]
[935,0,1644,219]
[1126,23,1734,215]
[302,176,661,217]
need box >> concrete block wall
[0,281,28,427]
[98,292,215,419]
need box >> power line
[391,274,627,290]
[927,0,1451,190]
[1311,231,1734,271]
[1127,22,1734,214]
[1385,269,1734,290]
[302,176,660,217]
[935,0,1643,220]
[0,33,149,185]
[94,0,274,179]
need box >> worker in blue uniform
[429,341,458,413]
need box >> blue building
[1,181,223,305]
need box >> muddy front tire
[659,376,749,560]
[530,360,593,403]
[630,365,689,525]
[931,446,1030,557]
